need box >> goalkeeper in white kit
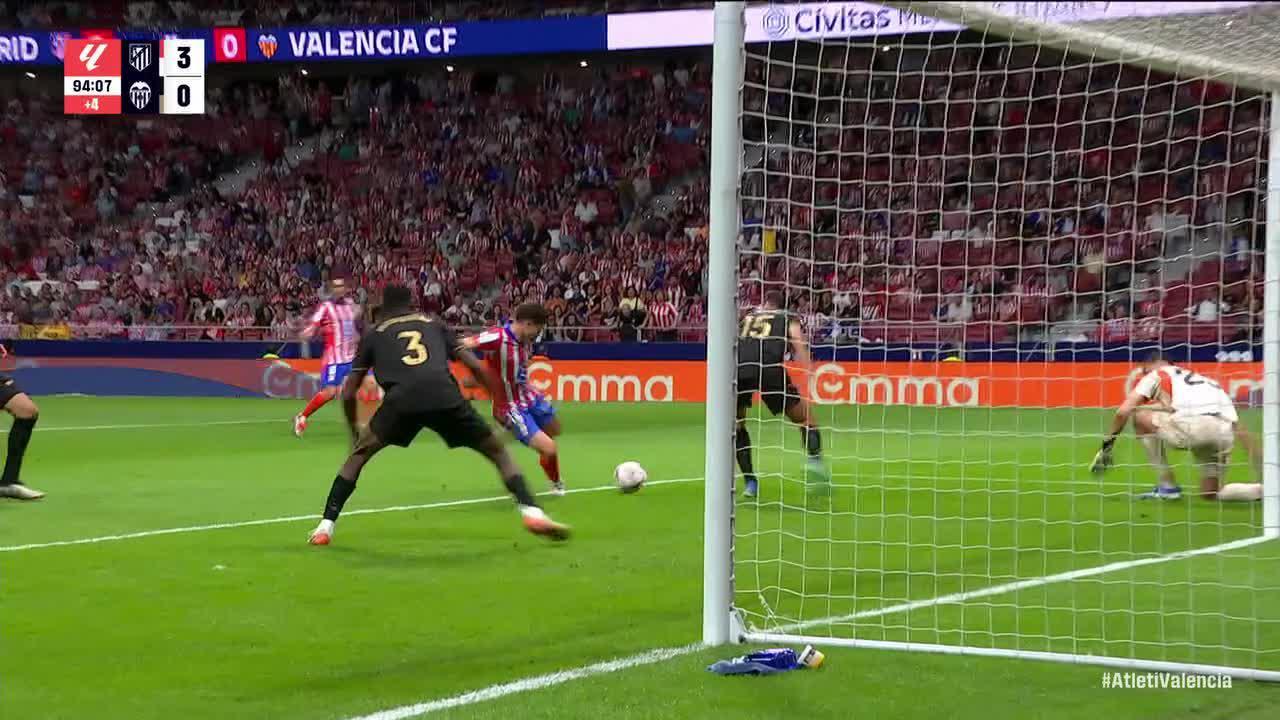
[1090,353,1262,501]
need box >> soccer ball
[614,461,647,494]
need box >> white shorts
[1150,412,1234,459]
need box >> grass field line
[0,476,703,553]
[769,533,1276,634]
[0,418,284,433]
[339,536,1274,720]
[343,644,704,720]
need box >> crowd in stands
[0,62,713,341]
[0,38,1270,347]
[736,45,1268,346]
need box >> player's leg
[1190,416,1236,500]
[530,398,564,495]
[309,398,405,545]
[294,363,349,437]
[735,369,759,497]
[1133,409,1180,499]
[784,397,823,462]
[471,432,570,540]
[450,404,569,540]
[0,386,44,500]
[777,372,829,495]
[309,428,390,545]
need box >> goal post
[703,0,1280,681]
[703,0,747,646]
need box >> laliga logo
[79,42,108,71]
[257,33,278,59]
[762,6,790,38]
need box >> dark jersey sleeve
[737,310,790,368]
[367,313,466,410]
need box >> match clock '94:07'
[70,78,114,94]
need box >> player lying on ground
[0,362,44,500]
[294,278,361,438]
[463,303,565,496]
[1091,353,1263,501]
[308,285,569,545]
[735,290,828,499]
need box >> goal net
[709,0,1280,679]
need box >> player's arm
[342,334,374,443]
[787,319,812,369]
[458,329,503,389]
[1090,387,1150,474]
[300,305,325,341]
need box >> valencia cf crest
[129,81,152,110]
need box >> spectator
[647,289,679,341]
[1190,296,1226,322]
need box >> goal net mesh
[732,0,1280,676]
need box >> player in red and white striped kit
[464,303,565,495]
[294,279,361,437]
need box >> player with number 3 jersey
[306,286,568,546]
[464,304,565,496]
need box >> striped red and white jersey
[649,301,680,330]
[469,323,537,417]
[305,299,360,367]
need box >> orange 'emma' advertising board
[284,359,1265,409]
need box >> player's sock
[1,416,36,486]
[300,392,331,419]
[802,426,823,459]
[1140,436,1176,488]
[539,453,561,485]
[322,475,357,521]
[503,472,539,508]
[735,426,757,485]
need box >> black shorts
[737,364,799,416]
[0,374,23,408]
[369,399,493,449]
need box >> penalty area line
[342,644,704,720]
[0,418,285,434]
[0,477,703,553]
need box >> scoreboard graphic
[64,38,204,116]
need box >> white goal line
[340,533,1276,720]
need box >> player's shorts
[502,395,556,445]
[321,362,353,389]
[0,374,23,408]
[369,397,493,449]
[737,364,799,416]
[1149,411,1234,460]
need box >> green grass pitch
[1,397,1277,719]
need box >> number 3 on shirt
[398,331,429,366]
